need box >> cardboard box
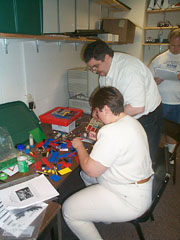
[102,18,136,43]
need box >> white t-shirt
[149,50,180,104]
[90,115,154,193]
[99,53,161,119]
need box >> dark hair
[91,87,124,115]
[83,40,114,63]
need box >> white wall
[0,40,26,103]
[111,0,147,60]
[23,41,85,116]
[0,0,147,117]
[0,0,100,117]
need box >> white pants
[62,171,153,240]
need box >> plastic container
[17,144,29,173]
[0,126,16,162]
[39,107,83,126]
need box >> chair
[129,146,170,240]
[162,118,180,184]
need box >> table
[0,114,91,240]
[38,201,62,240]
[4,114,91,189]
[0,173,62,240]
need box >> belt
[131,176,152,184]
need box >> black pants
[138,103,163,165]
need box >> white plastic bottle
[29,133,34,148]
[17,144,29,173]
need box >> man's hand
[154,77,164,85]
[177,73,180,81]
[124,104,145,117]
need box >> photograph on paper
[0,174,59,209]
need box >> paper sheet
[155,68,178,81]
[0,174,59,209]
[0,198,47,238]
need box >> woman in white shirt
[62,86,154,240]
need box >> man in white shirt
[149,29,180,157]
[83,40,162,163]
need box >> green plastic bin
[0,101,43,146]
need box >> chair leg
[131,222,145,240]
[173,154,176,184]
[170,144,179,184]
[150,214,154,221]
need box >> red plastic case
[39,107,83,126]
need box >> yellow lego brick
[58,167,72,175]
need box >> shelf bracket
[35,40,39,53]
[159,45,163,53]
[73,42,78,51]
[57,41,62,50]
[3,39,8,54]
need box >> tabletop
[1,114,91,188]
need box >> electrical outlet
[27,94,33,103]
[27,94,36,109]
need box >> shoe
[170,159,174,165]
[168,152,175,165]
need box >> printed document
[0,174,59,209]
[0,198,47,238]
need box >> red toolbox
[39,107,83,132]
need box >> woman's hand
[154,77,164,85]
[88,131,97,141]
[91,108,99,120]
[72,137,83,149]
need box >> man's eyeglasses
[88,64,100,72]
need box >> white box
[52,121,75,133]
[98,33,113,41]
[112,34,119,42]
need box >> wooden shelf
[144,26,179,30]
[143,43,169,46]
[147,7,180,13]
[0,32,121,46]
[94,0,130,11]
[0,32,97,43]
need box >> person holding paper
[62,86,154,240]
[149,29,180,158]
[81,40,162,164]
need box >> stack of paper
[0,174,59,239]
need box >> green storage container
[0,101,43,146]
[15,0,43,35]
[0,0,43,35]
[0,0,16,33]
